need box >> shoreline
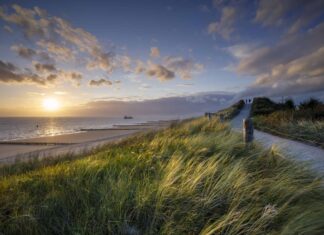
[0,119,178,142]
[0,120,176,164]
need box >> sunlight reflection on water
[0,115,180,141]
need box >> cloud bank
[0,4,203,87]
[72,92,234,117]
[235,22,324,97]
[208,0,324,98]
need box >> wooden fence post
[243,118,254,143]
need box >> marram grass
[253,114,324,148]
[1,118,324,234]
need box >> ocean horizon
[0,115,194,141]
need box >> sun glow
[42,97,60,112]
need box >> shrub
[251,97,279,116]
[284,99,295,110]
[251,97,323,147]
[252,97,323,120]
[299,98,322,110]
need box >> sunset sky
[0,0,323,116]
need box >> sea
[0,115,188,141]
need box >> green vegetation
[215,99,245,120]
[1,118,324,234]
[250,97,294,116]
[252,97,324,148]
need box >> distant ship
[124,116,133,119]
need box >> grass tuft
[1,117,324,234]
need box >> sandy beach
[0,121,174,164]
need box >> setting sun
[42,98,60,112]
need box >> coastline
[0,120,175,164]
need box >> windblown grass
[1,118,324,234]
[251,97,324,148]
[254,114,324,148]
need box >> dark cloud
[11,44,53,63]
[209,0,324,41]
[46,74,57,82]
[59,71,83,86]
[0,4,114,74]
[118,55,131,73]
[2,4,204,81]
[134,57,203,81]
[287,0,324,34]
[255,0,324,34]
[54,17,115,73]
[164,56,204,80]
[86,51,115,73]
[239,75,324,98]
[237,22,324,74]
[208,6,236,39]
[0,59,56,85]
[134,60,145,74]
[11,45,36,59]
[255,0,296,27]
[37,51,53,62]
[37,40,75,61]
[235,22,324,97]
[1,4,204,87]
[0,58,82,86]
[208,0,253,40]
[0,4,51,38]
[146,63,175,81]
[0,60,20,81]
[89,78,113,86]
[34,63,57,73]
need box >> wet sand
[0,121,174,164]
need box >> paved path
[231,104,324,175]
